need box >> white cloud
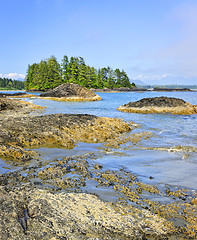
[0,73,25,80]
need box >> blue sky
[0,0,197,85]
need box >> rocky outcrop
[0,97,43,114]
[118,96,197,115]
[153,87,192,92]
[0,184,175,240]
[0,112,132,161]
[40,83,102,101]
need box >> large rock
[0,97,43,113]
[118,96,197,115]
[40,83,102,101]
[0,113,132,161]
[0,184,174,239]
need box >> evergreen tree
[25,55,132,90]
[61,55,69,82]
[47,56,63,89]
[25,63,39,90]
[0,77,24,90]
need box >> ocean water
[0,91,197,192]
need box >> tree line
[25,55,136,90]
[0,77,24,90]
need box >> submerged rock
[40,83,102,101]
[118,96,197,115]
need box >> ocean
[0,90,197,200]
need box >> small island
[118,96,197,115]
[25,55,136,91]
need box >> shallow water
[1,90,197,192]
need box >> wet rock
[0,144,33,161]
[0,113,132,161]
[40,83,102,101]
[0,92,35,98]
[0,97,44,116]
[143,145,197,153]
[118,97,197,115]
[0,152,197,239]
[0,172,29,186]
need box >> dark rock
[40,83,101,101]
[118,97,197,115]
[0,98,14,111]
[0,92,27,97]
[124,97,188,108]
[153,87,192,92]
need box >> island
[117,96,197,115]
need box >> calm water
[1,91,197,191]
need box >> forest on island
[25,55,136,90]
[0,77,24,90]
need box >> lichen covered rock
[0,185,175,239]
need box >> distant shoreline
[91,87,195,93]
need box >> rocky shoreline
[1,151,197,239]
[0,97,197,239]
[91,87,194,92]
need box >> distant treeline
[0,77,24,90]
[25,55,136,90]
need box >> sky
[0,0,197,85]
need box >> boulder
[0,185,174,239]
[117,96,197,115]
[0,97,44,114]
[40,83,102,101]
[0,112,132,161]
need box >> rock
[117,96,197,115]
[0,185,174,239]
[0,92,35,98]
[191,198,197,205]
[40,83,102,101]
[153,87,192,92]
[0,113,132,161]
[0,97,44,114]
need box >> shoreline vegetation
[0,77,24,90]
[25,55,135,91]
